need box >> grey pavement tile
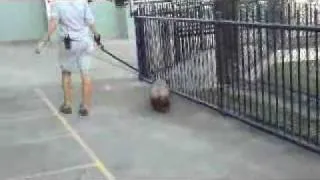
[7,165,105,180]
[0,114,68,147]
[0,136,92,180]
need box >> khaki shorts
[58,37,95,74]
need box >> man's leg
[58,40,74,114]
[77,38,94,116]
[59,70,73,114]
[62,71,73,105]
[80,72,92,109]
[78,54,92,116]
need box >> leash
[96,43,175,85]
[97,44,139,73]
[96,43,155,84]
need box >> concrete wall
[90,1,119,39]
[126,8,136,39]
[0,1,131,42]
[0,0,47,42]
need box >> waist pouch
[63,35,73,50]
[62,36,94,54]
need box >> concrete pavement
[0,40,320,180]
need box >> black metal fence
[134,1,320,152]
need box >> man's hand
[94,33,101,46]
[35,17,57,54]
[88,23,102,47]
[35,41,45,54]
[35,35,50,54]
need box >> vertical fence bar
[252,7,259,121]
[240,9,247,115]
[305,4,311,141]
[200,4,206,102]
[215,12,225,109]
[230,1,239,114]
[294,2,297,23]
[179,21,184,95]
[224,18,231,110]
[297,10,302,138]
[309,3,312,25]
[315,9,319,145]
[147,2,150,15]
[235,18,241,115]
[134,17,148,81]
[266,8,272,125]
[211,22,217,105]
[230,22,235,113]
[280,8,286,133]
[196,19,201,100]
[219,24,225,110]
[227,22,234,112]
[182,23,187,95]
[246,6,252,116]
[258,4,265,123]
[288,3,294,135]
[272,12,279,128]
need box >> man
[39,0,101,116]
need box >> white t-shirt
[50,1,95,41]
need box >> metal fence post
[214,11,224,109]
[215,0,240,109]
[134,17,148,81]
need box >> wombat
[149,79,170,113]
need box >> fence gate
[133,0,320,153]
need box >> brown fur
[150,95,170,113]
[149,79,171,113]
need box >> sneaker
[59,104,72,114]
[79,104,89,116]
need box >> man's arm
[41,2,59,42]
[35,18,58,54]
[85,5,102,46]
[84,3,101,41]
[42,17,58,41]
[88,23,99,36]
[84,2,96,34]
[35,4,59,54]
[90,23,102,46]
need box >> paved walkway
[1,40,320,180]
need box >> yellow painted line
[6,163,96,180]
[34,88,116,180]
